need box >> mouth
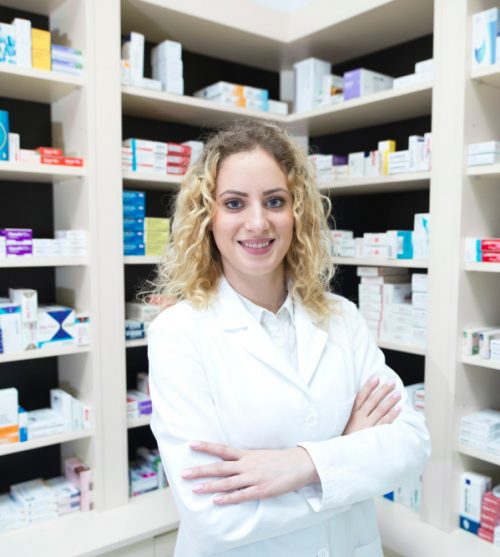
[237,238,275,255]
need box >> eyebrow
[219,188,288,198]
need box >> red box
[166,155,189,167]
[481,239,500,253]
[482,252,500,263]
[41,155,64,165]
[63,157,84,167]
[166,165,187,175]
[478,527,494,543]
[166,143,191,156]
[37,146,63,156]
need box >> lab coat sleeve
[298,300,431,512]
[148,305,345,555]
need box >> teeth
[242,240,271,249]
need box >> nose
[245,203,270,233]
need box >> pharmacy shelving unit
[5,0,500,556]
[332,256,429,269]
[319,171,431,195]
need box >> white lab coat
[149,278,431,557]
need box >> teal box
[0,110,9,161]
[396,230,413,259]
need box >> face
[212,147,294,289]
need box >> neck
[223,270,287,314]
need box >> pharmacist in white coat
[148,121,431,557]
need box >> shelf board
[287,82,433,136]
[462,355,500,371]
[0,0,67,14]
[0,345,90,364]
[333,257,428,269]
[376,497,500,557]
[125,338,148,348]
[128,415,151,429]
[464,262,500,273]
[0,488,179,557]
[377,340,426,356]
[123,170,183,191]
[122,86,287,126]
[0,257,88,268]
[471,65,500,88]
[320,172,431,195]
[121,0,433,72]
[458,444,500,466]
[0,161,86,182]
[467,163,500,178]
[0,429,93,457]
[123,256,161,265]
[0,66,84,104]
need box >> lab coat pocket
[334,396,356,436]
[353,538,383,557]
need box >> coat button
[305,414,318,427]
[317,549,329,557]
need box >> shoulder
[325,291,358,319]
[148,300,206,337]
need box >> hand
[181,441,319,505]
[342,377,401,436]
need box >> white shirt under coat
[148,276,431,557]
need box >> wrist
[294,446,320,486]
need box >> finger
[192,474,250,494]
[362,381,396,416]
[376,405,402,425]
[353,376,380,410]
[370,391,402,422]
[189,441,244,461]
[213,484,267,505]
[182,460,240,480]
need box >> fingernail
[386,381,396,388]
[371,377,379,385]
[192,484,204,493]
[182,469,193,478]
[190,441,201,449]
[392,393,401,400]
[394,405,401,413]
[213,495,224,504]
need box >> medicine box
[37,305,75,348]
[0,388,19,444]
[8,288,37,323]
[467,153,500,166]
[0,110,9,162]
[386,230,413,259]
[472,8,500,68]
[0,303,22,353]
[343,68,393,100]
[468,141,500,155]
[293,57,331,112]
[460,471,492,523]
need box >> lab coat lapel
[294,301,328,385]
[214,278,304,390]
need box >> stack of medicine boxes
[123,191,145,256]
[151,40,184,95]
[51,45,83,77]
[467,141,500,166]
[459,409,500,455]
[194,81,269,112]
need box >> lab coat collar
[212,276,328,390]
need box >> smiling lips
[238,238,275,255]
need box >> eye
[225,199,243,210]
[266,197,285,209]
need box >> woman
[148,120,430,557]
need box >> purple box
[6,245,33,257]
[138,400,152,415]
[332,155,348,166]
[0,228,33,241]
[343,68,393,101]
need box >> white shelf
[333,257,428,269]
[320,172,431,195]
[122,0,433,72]
[0,161,86,182]
[287,82,433,135]
[0,257,88,268]
[0,429,93,457]
[0,488,179,557]
[376,498,500,557]
[122,86,287,126]
[470,65,500,88]
[128,415,151,429]
[123,170,182,191]
[462,355,500,371]
[466,163,500,178]
[0,345,90,364]
[0,0,67,14]
[464,262,500,273]
[123,256,161,265]
[377,340,426,356]
[458,444,500,466]
[125,338,148,348]
[0,66,84,104]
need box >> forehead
[216,148,287,192]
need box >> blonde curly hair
[147,120,336,321]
